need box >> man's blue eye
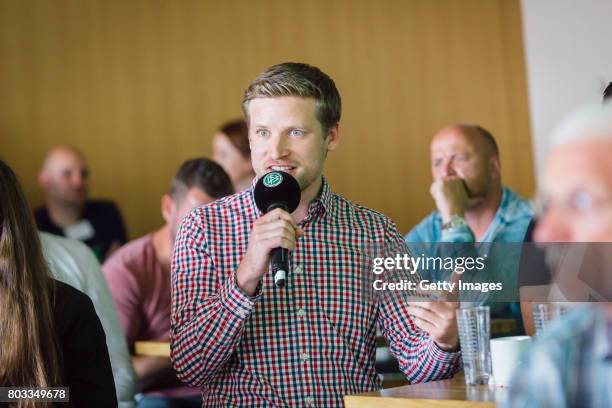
[291,129,305,137]
[257,129,269,137]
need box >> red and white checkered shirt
[171,178,460,407]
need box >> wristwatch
[441,214,466,231]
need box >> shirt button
[305,396,314,406]
[300,352,309,362]
[297,307,307,318]
[294,265,303,274]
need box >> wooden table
[344,374,506,407]
[134,341,170,357]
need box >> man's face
[169,187,214,243]
[535,140,612,242]
[247,96,339,196]
[430,127,497,199]
[212,132,252,185]
[42,150,89,206]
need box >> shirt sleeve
[378,219,461,383]
[503,342,567,408]
[102,255,144,348]
[170,210,262,388]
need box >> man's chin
[63,197,86,207]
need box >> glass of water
[456,306,492,385]
[532,302,569,335]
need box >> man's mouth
[268,165,296,172]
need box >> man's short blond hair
[242,62,341,135]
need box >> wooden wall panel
[0,0,534,238]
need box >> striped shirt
[171,177,460,407]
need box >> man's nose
[270,133,290,159]
[534,207,572,243]
[440,160,456,178]
[70,172,85,187]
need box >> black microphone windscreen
[254,171,301,214]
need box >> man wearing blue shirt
[405,124,532,244]
[405,124,533,319]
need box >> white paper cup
[490,335,531,386]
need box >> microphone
[253,171,301,287]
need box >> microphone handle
[270,247,289,288]
[267,201,290,288]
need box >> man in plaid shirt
[171,62,461,407]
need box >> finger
[445,270,462,302]
[260,208,297,227]
[416,288,443,300]
[444,176,461,183]
[257,228,298,244]
[429,181,438,196]
[427,301,459,321]
[467,197,484,207]
[407,304,439,327]
[261,236,297,251]
[257,219,298,235]
[411,315,437,335]
[295,227,305,238]
[410,300,457,321]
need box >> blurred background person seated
[103,158,233,408]
[40,231,137,407]
[519,80,612,335]
[406,123,532,244]
[405,124,533,326]
[0,159,117,407]
[212,118,255,191]
[505,102,612,407]
[36,145,127,261]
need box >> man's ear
[161,194,174,224]
[326,123,340,151]
[490,155,501,180]
[38,170,48,188]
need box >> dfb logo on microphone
[263,172,283,188]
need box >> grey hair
[551,102,612,148]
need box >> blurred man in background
[406,124,532,244]
[103,158,233,408]
[36,145,127,261]
[505,102,612,407]
[405,125,533,324]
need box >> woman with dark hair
[212,119,255,191]
[0,159,117,407]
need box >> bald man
[405,125,533,320]
[406,124,532,243]
[36,146,127,261]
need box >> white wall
[520,0,612,176]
